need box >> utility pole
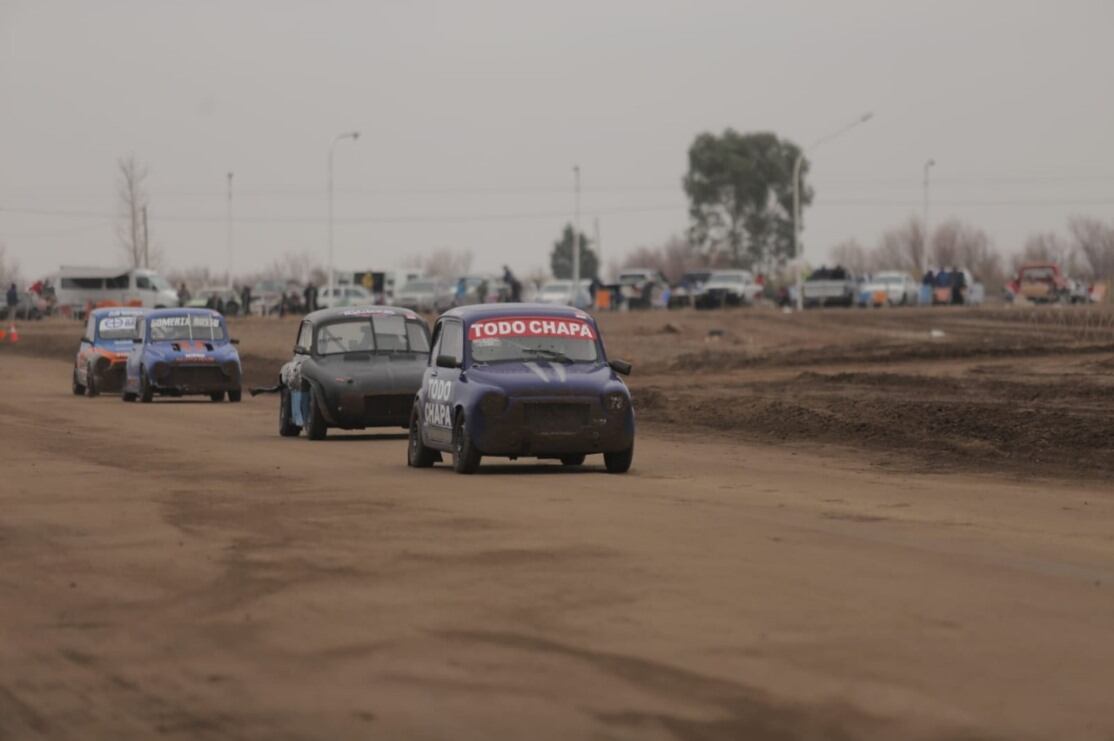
[792,112,874,311]
[593,216,601,281]
[922,158,935,273]
[571,165,581,303]
[328,131,360,303]
[226,171,234,282]
[142,205,149,269]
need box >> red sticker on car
[468,317,597,341]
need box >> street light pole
[572,165,581,303]
[226,171,234,282]
[923,158,935,273]
[792,111,874,311]
[328,131,360,303]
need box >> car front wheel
[452,411,481,474]
[72,369,86,396]
[604,445,633,474]
[139,369,154,403]
[407,408,436,468]
[305,386,328,440]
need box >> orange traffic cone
[8,324,18,343]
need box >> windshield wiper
[522,348,574,363]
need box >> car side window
[296,321,312,352]
[85,316,96,342]
[440,320,463,365]
[428,321,444,365]
[136,275,152,290]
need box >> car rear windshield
[315,315,431,355]
[149,315,226,341]
[97,315,140,340]
[468,316,600,364]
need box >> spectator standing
[304,281,318,313]
[241,283,252,317]
[6,282,18,320]
[502,266,522,303]
[177,282,191,307]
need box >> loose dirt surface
[1,306,1113,740]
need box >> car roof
[442,302,593,323]
[90,306,148,318]
[303,305,420,323]
[145,307,224,320]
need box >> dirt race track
[2,306,1113,740]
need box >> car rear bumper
[471,397,634,456]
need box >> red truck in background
[1004,262,1098,304]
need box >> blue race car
[122,308,243,403]
[73,307,148,396]
[407,304,635,474]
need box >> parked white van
[52,266,180,316]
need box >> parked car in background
[0,290,47,320]
[1004,263,1089,304]
[316,284,374,310]
[72,307,147,396]
[187,286,242,315]
[667,271,712,309]
[926,268,984,306]
[537,279,593,310]
[694,270,763,309]
[800,266,859,308]
[250,280,304,315]
[616,268,667,309]
[857,271,919,307]
[453,274,509,305]
[395,279,455,313]
[51,266,179,316]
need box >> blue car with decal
[122,308,243,403]
[73,307,148,396]
[407,304,635,474]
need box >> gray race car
[257,306,431,439]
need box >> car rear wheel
[121,382,137,402]
[452,411,481,474]
[407,408,436,468]
[139,369,154,403]
[604,445,633,474]
[305,386,328,440]
[85,365,99,397]
[209,392,224,402]
[560,454,586,467]
[72,369,85,396]
[278,388,301,437]
[227,389,242,403]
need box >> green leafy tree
[550,223,599,280]
[682,130,810,269]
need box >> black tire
[278,388,301,437]
[122,384,137,402]
[227,389,242,403]
[209,392,224,402]
[139,369,154,403]
[72,369,86,396]
[560,454,586,467]
[85,365,99,397]
[305,386,328,440]
[452,411,481,474]
[604,445,633,474]
[407,408,436,468]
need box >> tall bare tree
[0,242,21,289]
[930,219,1003,290]
[828,239,871,275]
[1068,216,1114,280]
[116,155,150,268]
[873,218,926,274]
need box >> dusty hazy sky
[2,0,1112,281]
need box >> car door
[422,318,463,446]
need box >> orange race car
[72,307,147,396]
